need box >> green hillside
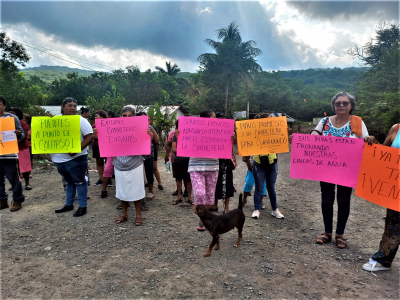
[20,66,100,83]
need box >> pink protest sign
[290,134,365,188]
[177,116,234,159]
[96,116,151,157]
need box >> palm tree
[155,61,181,77]
[198,21,262,116]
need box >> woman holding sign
[248,113,284,220]
[312,91,369,249]
[114,105,153,226]
[362,124,400,273]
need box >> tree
[198,21,262,116]
[349,23,400,140]
[156,61,181,76]
[348,22,399,66]
[0,31,30,71]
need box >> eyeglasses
[334,101,350,107]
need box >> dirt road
[1,152,399,299]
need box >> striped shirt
[113,155,143,171]
[188,157,219,172]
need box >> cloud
[4,23,198,72]
[197,7,212,15]
[287,1,399,22]
[259,0,391,70]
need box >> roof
[135,105,190,116]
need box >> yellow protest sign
[31,115,81,154]
[236,116,289,156]
[0,117,19,155]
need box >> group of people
[0,91,398,274]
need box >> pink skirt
[18,148,32,173]
[103,157,114,178]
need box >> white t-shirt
[50,116,93,163]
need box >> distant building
[39,105,190,118]
[39,105,85,116]
[313,117,324,125]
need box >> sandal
[141,201,149,211]
[135,218,143,226]
[186,199,193,205]
[101,191,108,198]
[335,234,347,249]
[25,185,32,190]
[146,193,154,200]
[158,185,164,190]
[316,232,332,244]
[172,199,182,205]
[115,216,127,224]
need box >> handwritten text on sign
[177,116,234,159]
[355,144,400,212]
[0,117,18,155]
[290,134,365,188]
[96,115,151,157]
[31,116,81,154]
[236,116,289,156]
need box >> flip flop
[196,226,206,231]
[172,199,182,205]
[135,218,143,226]
[141,202,149,211]
[115,216,127,224]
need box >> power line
[7,35,116,72]
[14,38,116,71]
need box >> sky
[1,0,399,73]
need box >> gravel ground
[1,152,399,299]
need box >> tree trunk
[225,83,229,116]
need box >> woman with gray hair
[113,105,153,226]
[313,91,369,248]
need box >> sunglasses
[334,101,350,107]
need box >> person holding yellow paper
[0,96,25,212]
[52,98,93,217]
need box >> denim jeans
[253,161,278,211]
[54,154,88,208]
[320,181,352,235]
[0,159,25,203]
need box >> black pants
[0,159,25,203]
[320,181,352,235]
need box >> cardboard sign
[0,117,19,155]
[290,134,365,188]
[96,116,151,157]
[355,144,400,212]
[31,116,81,154]
[176,116,234,159]
[236,116,289,156]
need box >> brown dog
[195,194,245,256]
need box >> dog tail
[238,193,243,210]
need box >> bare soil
[1,152,399,299]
